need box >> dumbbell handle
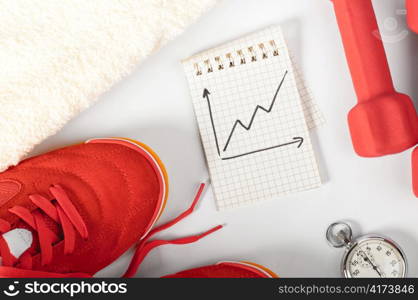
[407,0,418,33]
[331,0,418,157]
[332,0,394,102]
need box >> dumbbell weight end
[407,0,418,33]
[349,92,418,157]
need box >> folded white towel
[0,0,217,171]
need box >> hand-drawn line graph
[202,70,304,161]
[222,70,288,152]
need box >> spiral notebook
[183,25,324,210]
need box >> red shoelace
[0,183,221,277]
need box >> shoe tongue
[2,228,33,259]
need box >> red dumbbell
[407,0,418,33]
[412,147,418,197]
[331,0,418,157]
[408,0,418,196]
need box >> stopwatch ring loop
[326,222,353,248]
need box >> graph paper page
[183,25,322,210]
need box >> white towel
[0,0,217,171]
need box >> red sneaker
[0,138,221,277]
[162,261,278,278]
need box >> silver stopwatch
[326,222,407,278]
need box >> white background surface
[31,0,418,277]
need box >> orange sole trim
[217,261,279,278]
[240,261,279,278]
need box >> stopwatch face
[344,237,406,278]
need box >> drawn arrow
[220,137,304,160]
[203,88,210,98]
[292,136,304,148]
[203,88,221,156]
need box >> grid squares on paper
[290,54,325,130]
[183,25,323,210]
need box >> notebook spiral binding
[194,40,279,76]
